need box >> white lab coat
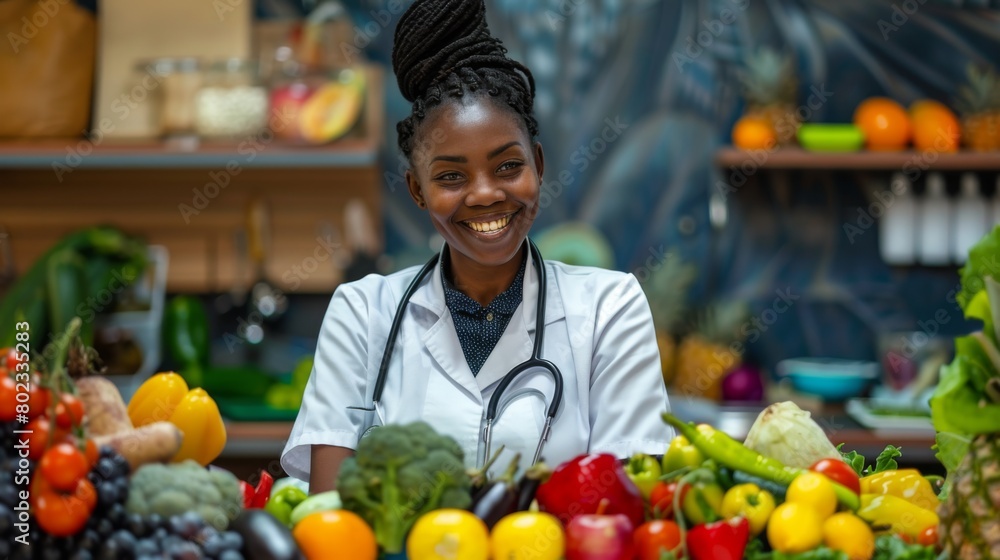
[280,243,674,481]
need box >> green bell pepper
[625,453,662,499]
[662,434,706,474]
[680,468,725,525]
[264,485,309,527]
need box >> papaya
[299,69,366,144]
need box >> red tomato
[649,482,684,519]
[634,520,682,560]
[0,376,17,422]
[25,416,54,461]
[84,438,99,468]
[918,525,939,547]
[25,377,49,421]
[5,347,25,372]
[810,458,861,496]
[75,478,97,512]
[55,394,85,429]
[39,443,90,492]
[33,490,90,537]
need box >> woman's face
[406,96,544,269]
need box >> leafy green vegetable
[837,444,901,477]
[932,431,972,501]
[931,357,1000,435]
[743,539,849,560]
[872,445,901,473]
[957,224,1000,312]
[871,534,940,560]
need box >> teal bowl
[776,357,879,401]
[797,124,865,152]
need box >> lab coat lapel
[475,242,566,391]
[407,253,483,404]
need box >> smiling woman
[280,0,674,495]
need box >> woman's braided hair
[392,0,538,160]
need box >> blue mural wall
[264,0,1000,372]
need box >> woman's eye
[435,172,462,182]
[498,161,523,173]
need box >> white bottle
[880,173,917,265]
[953,173,987,263]
[918,173,953,266]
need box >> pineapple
[937,433,1000,559]
[954,63,1000,151]
[642,251,696,387]
[672,301,748,401]
[737,47,799,145]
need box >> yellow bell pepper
[168,388,227,466]
[856,494,939,538]
[127,372,227,466]
[128,372,190,427]
[860,469,940,512]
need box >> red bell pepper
[251,471,274,508]
[685,517,750,560]
[535,453,645,528]
[239,480,255,509]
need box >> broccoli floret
[126,460,243,530]
[336,422,472,554]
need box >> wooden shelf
[716,147,1000,170]
[0,137,379,169]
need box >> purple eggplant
[516,460,552,512]
[470,453,521,529]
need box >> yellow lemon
[768,502,823,554]
[823,512,876,560]
[787,471,838,519]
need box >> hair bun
[392,0,510,102]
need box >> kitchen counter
[216,405,942,479]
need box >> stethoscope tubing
[371,239,563,466]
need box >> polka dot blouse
[441,250,527,376]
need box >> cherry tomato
[810,458,861,496]
[25,377,50,421]
[75,478,97,512]
[55,394,85,429]
[917,525,939,547]
[25,416,52,461]
[634,520,682,560]
[33,490,90,537]
[84,439,99,468]
[39,443,90,492]
[5,347,26,372]
[649,481,685,519]
[0,376,17,422]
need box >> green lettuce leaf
[954,334,995,393]
[931,356,1000,435]
[958,225,1000,312]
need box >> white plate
[846,398,935,434]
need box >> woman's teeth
[466,214,512,233]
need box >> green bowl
[797,124,865,152]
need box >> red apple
[565,510,635,560]
[268,81,315,140]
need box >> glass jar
[145,58,202,138]
[195,59,269,139]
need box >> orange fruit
[293,510,377,560]
[732,116,777,150]
[909,100,960,152]
[853,97,911,151]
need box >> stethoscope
[352,239,564,467]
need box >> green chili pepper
[662,413,860,511]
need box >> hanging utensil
[246,196,287,322]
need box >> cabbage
[743,401,843,469]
